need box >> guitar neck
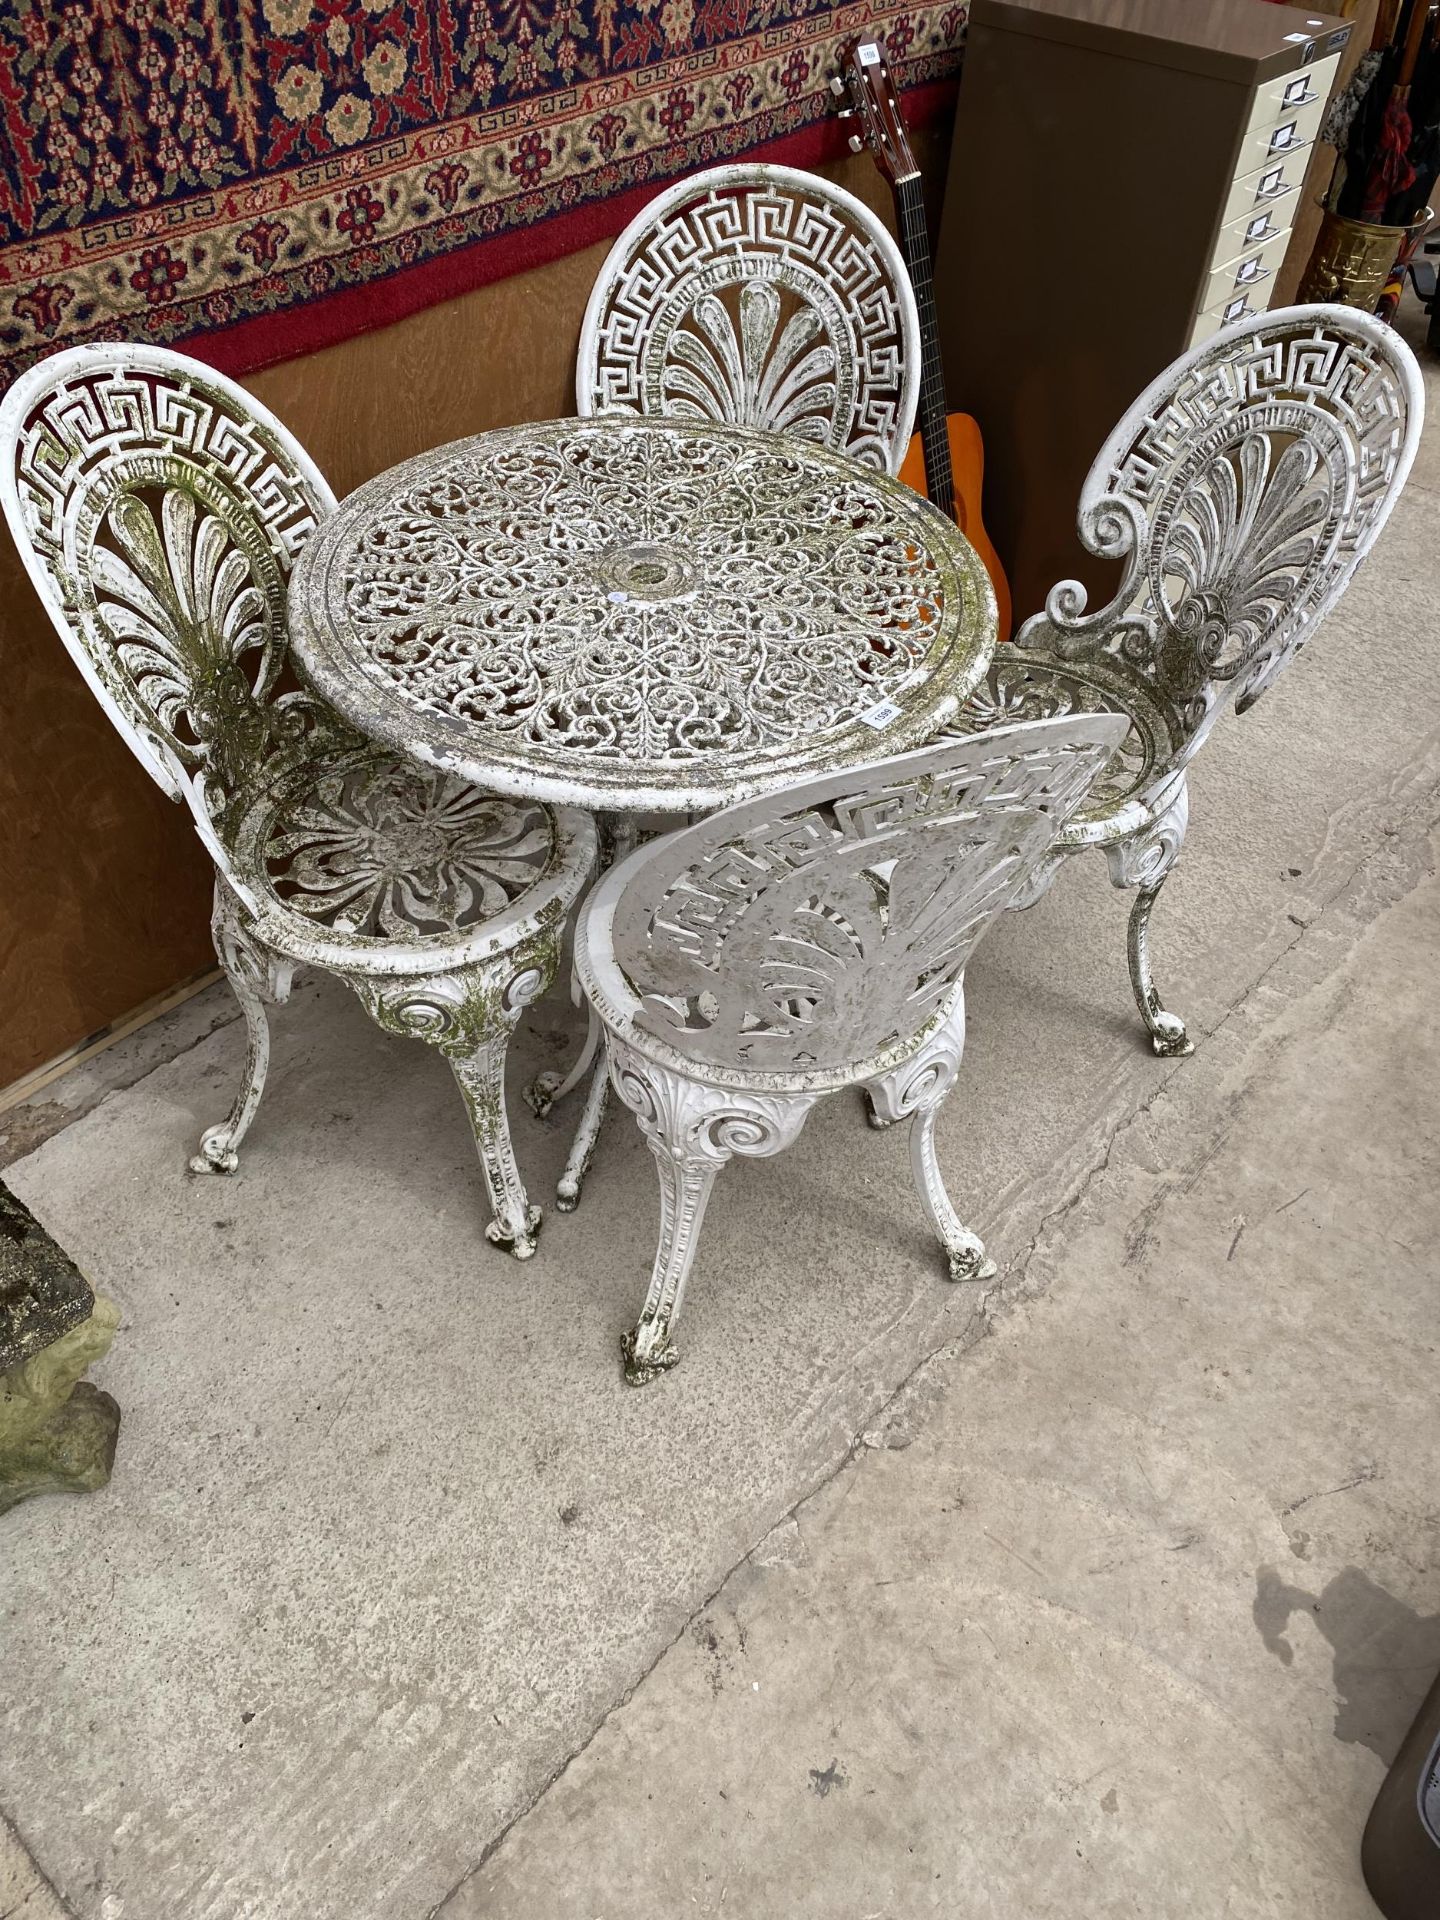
[894,171,955,522]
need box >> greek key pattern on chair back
[577,164,921,476]
[1019,306,1422,800]
[0,345,336,820]
[608,714,1128,1076]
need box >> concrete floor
[2,309,1437,1919]
[448,811,1440,1920]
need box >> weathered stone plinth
[0,1181,120,1516]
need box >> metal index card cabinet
[935,0,1354,622]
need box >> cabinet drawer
[1188,288,1263,349]
[1215,198,1293,264]
[1199,226,1291,312]
[1244,52,1339,135]
[1220,146,1309,228]
[1234,90,1327,175]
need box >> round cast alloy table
[288,415,998,818]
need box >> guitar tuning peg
[847,132,864,152]
[836,104,855,119]
[828,74,846,96]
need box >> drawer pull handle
[1223,296,1255,324]
[1270,121,1303,152]
[1245,214,1278,244]
[1234,258,1271,288]
[1282,79,1317,108]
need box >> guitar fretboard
[895,171,955,522]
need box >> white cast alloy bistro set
[0,165,1422,1383]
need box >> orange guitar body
[899,411,1012,641]
[838,35,1012,642]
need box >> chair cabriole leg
[529,811,639,1130]
[624,1143,722,1385]
[555,1054,610,1212]
[1108,780,1192,1059]
[526,1001,600,1120]
[908,1102,994,1281]
[606,1041,815,1384]
[190,900,292,1176]
[1126,877,1194,1058]
[349,936,558,1261]
[863,990,995,1283]
[449,1034,542,1259]
[190,964,272,1176]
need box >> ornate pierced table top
[289,416,997,815]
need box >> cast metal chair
[0,345,595,1257]
[576,162,921,475]
[950,303,1423,1057]
[574,713,1129,1383]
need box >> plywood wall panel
[0,533,216,1087]
[249,242,608,491]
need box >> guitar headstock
[832,35,920,186]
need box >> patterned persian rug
[0,0,967,387]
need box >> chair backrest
[0,344,336,842]
[577,164,921,476]
[1016,304,1423,805]
[599,713,1129,1077]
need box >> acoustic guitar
[835,37,1012,639]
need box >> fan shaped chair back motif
[0,344,338,864]
[1015,305,1423,809]
[602,716,1129,1080]
[577,164,922,475]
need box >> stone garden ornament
[952,304,1423,1057]
[575,713,1130,1384]
[577,163,921,475]
[0,1181,120,1515]
[0,346,596,1257]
